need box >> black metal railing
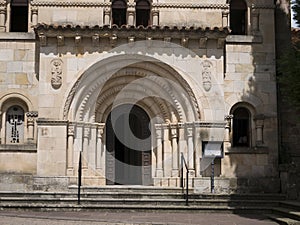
[180,152,189,206]
[77,151,82,205]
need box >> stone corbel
[146,37,152,47]
[128,36,135,47]
[92,34,100,47]
[75,35,81,46]
[199,37,207,49]
[110,34,117,47]
[39,33,47,46]
[57,35,64,46]
[164,37,171,47]
[181,37,189,48]
[217,38,225,49]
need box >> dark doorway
[106,104,152,185]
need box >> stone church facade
[0,0,284,193]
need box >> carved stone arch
[225,93,263,115]
[95,84,176,123]
[63,54,201,123]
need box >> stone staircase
[0,186,289,215]
[266,201,300,225]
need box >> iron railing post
[78,151,82,205]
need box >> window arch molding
[230,102,256,148]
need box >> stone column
[155,124,163,177]
[127,8,135,26]
[152,9,159,26]
[222,10,229,27]
[224,115,233,142]
[67,123,75,175]
[255,115,264,146]
[170,124,178,177]
[0,6,6,32]
[96,124,104,172]
[83,127,90,168]
[163,123,172,177]
[251,7,260,34]
[26,112,38,143]
[186,123,195,176]
[31,6,38,27]
[104,7,111,26]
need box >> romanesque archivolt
[50,59,63,89]
[201,60,213,92]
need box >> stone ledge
[0,144,37,152]
[0,32,35,40]
[225,146,269,155]
[226,35,263,44]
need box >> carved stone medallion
[50,59,63,89]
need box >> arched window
[10,0,29,32]
[136,0,150,27]
[230,0,247,35]
[6,106,24,144]
[232,107,250,147]
[112,0,127,27]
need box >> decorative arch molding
[63,54,201,123]
[225,93,262,116]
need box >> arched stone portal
[105,104,151,185]
[63,54,225,187]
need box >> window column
[0,5,6,32]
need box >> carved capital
[68,124,75,136]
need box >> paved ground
[0,210,279,225]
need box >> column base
[156,169,164,177]
[172,169,179,177]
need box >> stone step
[0,196,280,207]
[272,207,300,222]
[280,201,300,211]
[0,190,286,200]
[266,214,300,225]
[0,202,273,213]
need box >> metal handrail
[180,152,189,206]
[78,151,82,205]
